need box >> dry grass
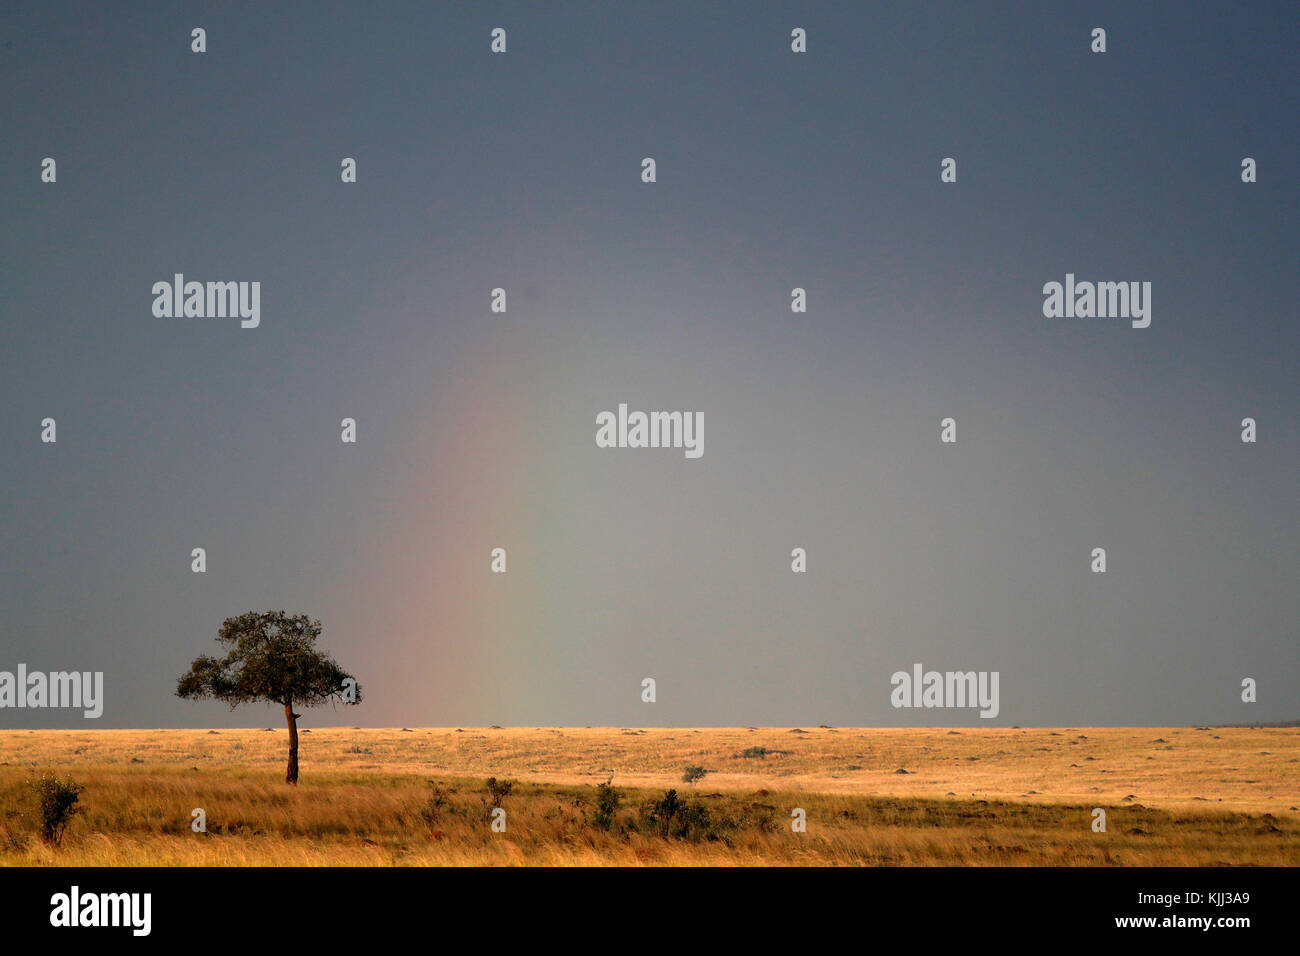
[0,726,1295,866]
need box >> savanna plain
[1,726,1295,866]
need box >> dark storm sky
[1,1,1296,728]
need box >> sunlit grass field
[1,726,1295,865]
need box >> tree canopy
[176,610,360,709]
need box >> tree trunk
[284,700,301,784]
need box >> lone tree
[176,611,361,784]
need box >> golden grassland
[0,726,1296,866]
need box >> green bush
[682,765,708,785]
[645,788,718,841]
[29,774,85,845]
[419,782,450,826]
[591,778,621,830]
[480,777,515,821]
[485,777,514,806]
